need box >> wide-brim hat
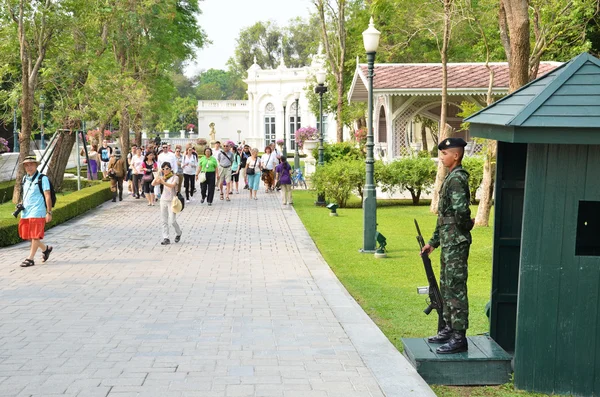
[22,155,39,164]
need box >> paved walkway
[0,188,435,397]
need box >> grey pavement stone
[0,188,434,397]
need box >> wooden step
[402,335,512,385]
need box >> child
[275,156,293,205]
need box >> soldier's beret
[438,137,467,150]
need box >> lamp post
[237,130,241,144]
[13,99,19,152]
[40,95,45,150]
[294,92,300,170]
[315,70,328,206]
[361,16,381,253]
[282,99,287,158]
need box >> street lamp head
[282,99,287,108]
[294,91,300,101]
[362,16,381,54]
[40,95,45,110]
[316,70,326,86]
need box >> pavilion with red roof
[347,61,561,158]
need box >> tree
[430,0,455,213]
[7,0,65,203]
[313,0,350,142]
[195,69,246,100]
[228,18,320,76]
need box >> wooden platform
[402,335,512,385]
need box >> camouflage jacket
[428,165,472,249]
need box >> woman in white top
[152,161,182,245]
[131,147,145,199]
[260,146,278,193]
[182,147,197,202]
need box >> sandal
[41,246,53,263]
[226,196,230,201]
[220,194,224,200]
[20,259,35,268]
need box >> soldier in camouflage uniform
[422,137,473,354]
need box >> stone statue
[209,123,216,143]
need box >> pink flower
[294,127,319,149]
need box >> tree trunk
[119,108,130,155]
[502,0,530,92]
[46,130,77,191]
[13,92,34,204]
[430,0,453,214]
[420,123,428,153]
[336,74,344,142]
[133,112,142,147]
[475,140,497,226]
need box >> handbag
[142,173,153,183]
[172,195,182,213]
[198,171,207,183]
[247,157,258,175]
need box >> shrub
[311,141,364,163]
[312,159,365,208]
[0,181,112,247]
[378,157,436,205]
[462,156,484,204]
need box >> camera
[12,203,25,218]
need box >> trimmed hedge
[0,180,15,204]
[0,180,112,247]
[0,177,101,204]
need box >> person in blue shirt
[17,156,53,267]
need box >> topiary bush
[0,181,112,247]
[462,156,484,204]
[378,157,436,205]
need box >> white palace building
[196,53,342,150]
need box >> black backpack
[21,172,57,209]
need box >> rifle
[414,219,446,333]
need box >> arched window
[264,103,276,146]
[289,102,301,150]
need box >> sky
[184,0,315,77]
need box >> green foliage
[228,18,320,76]
[378,157,437,205]
[312,159,365,208]
[458,101,484,132]
[195,69,246,100]
[0,181,111,248]
[310,142,364,163]
[462,156,485,204]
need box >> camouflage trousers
[440,242,470,331]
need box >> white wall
[197,101,249,144]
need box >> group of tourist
[101,139,293,245]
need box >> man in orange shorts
[17,156,53,267]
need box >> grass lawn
[292,190,553,397]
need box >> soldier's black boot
[436,330,468,354]
[111,192,117,202]
[427,325,453,344]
